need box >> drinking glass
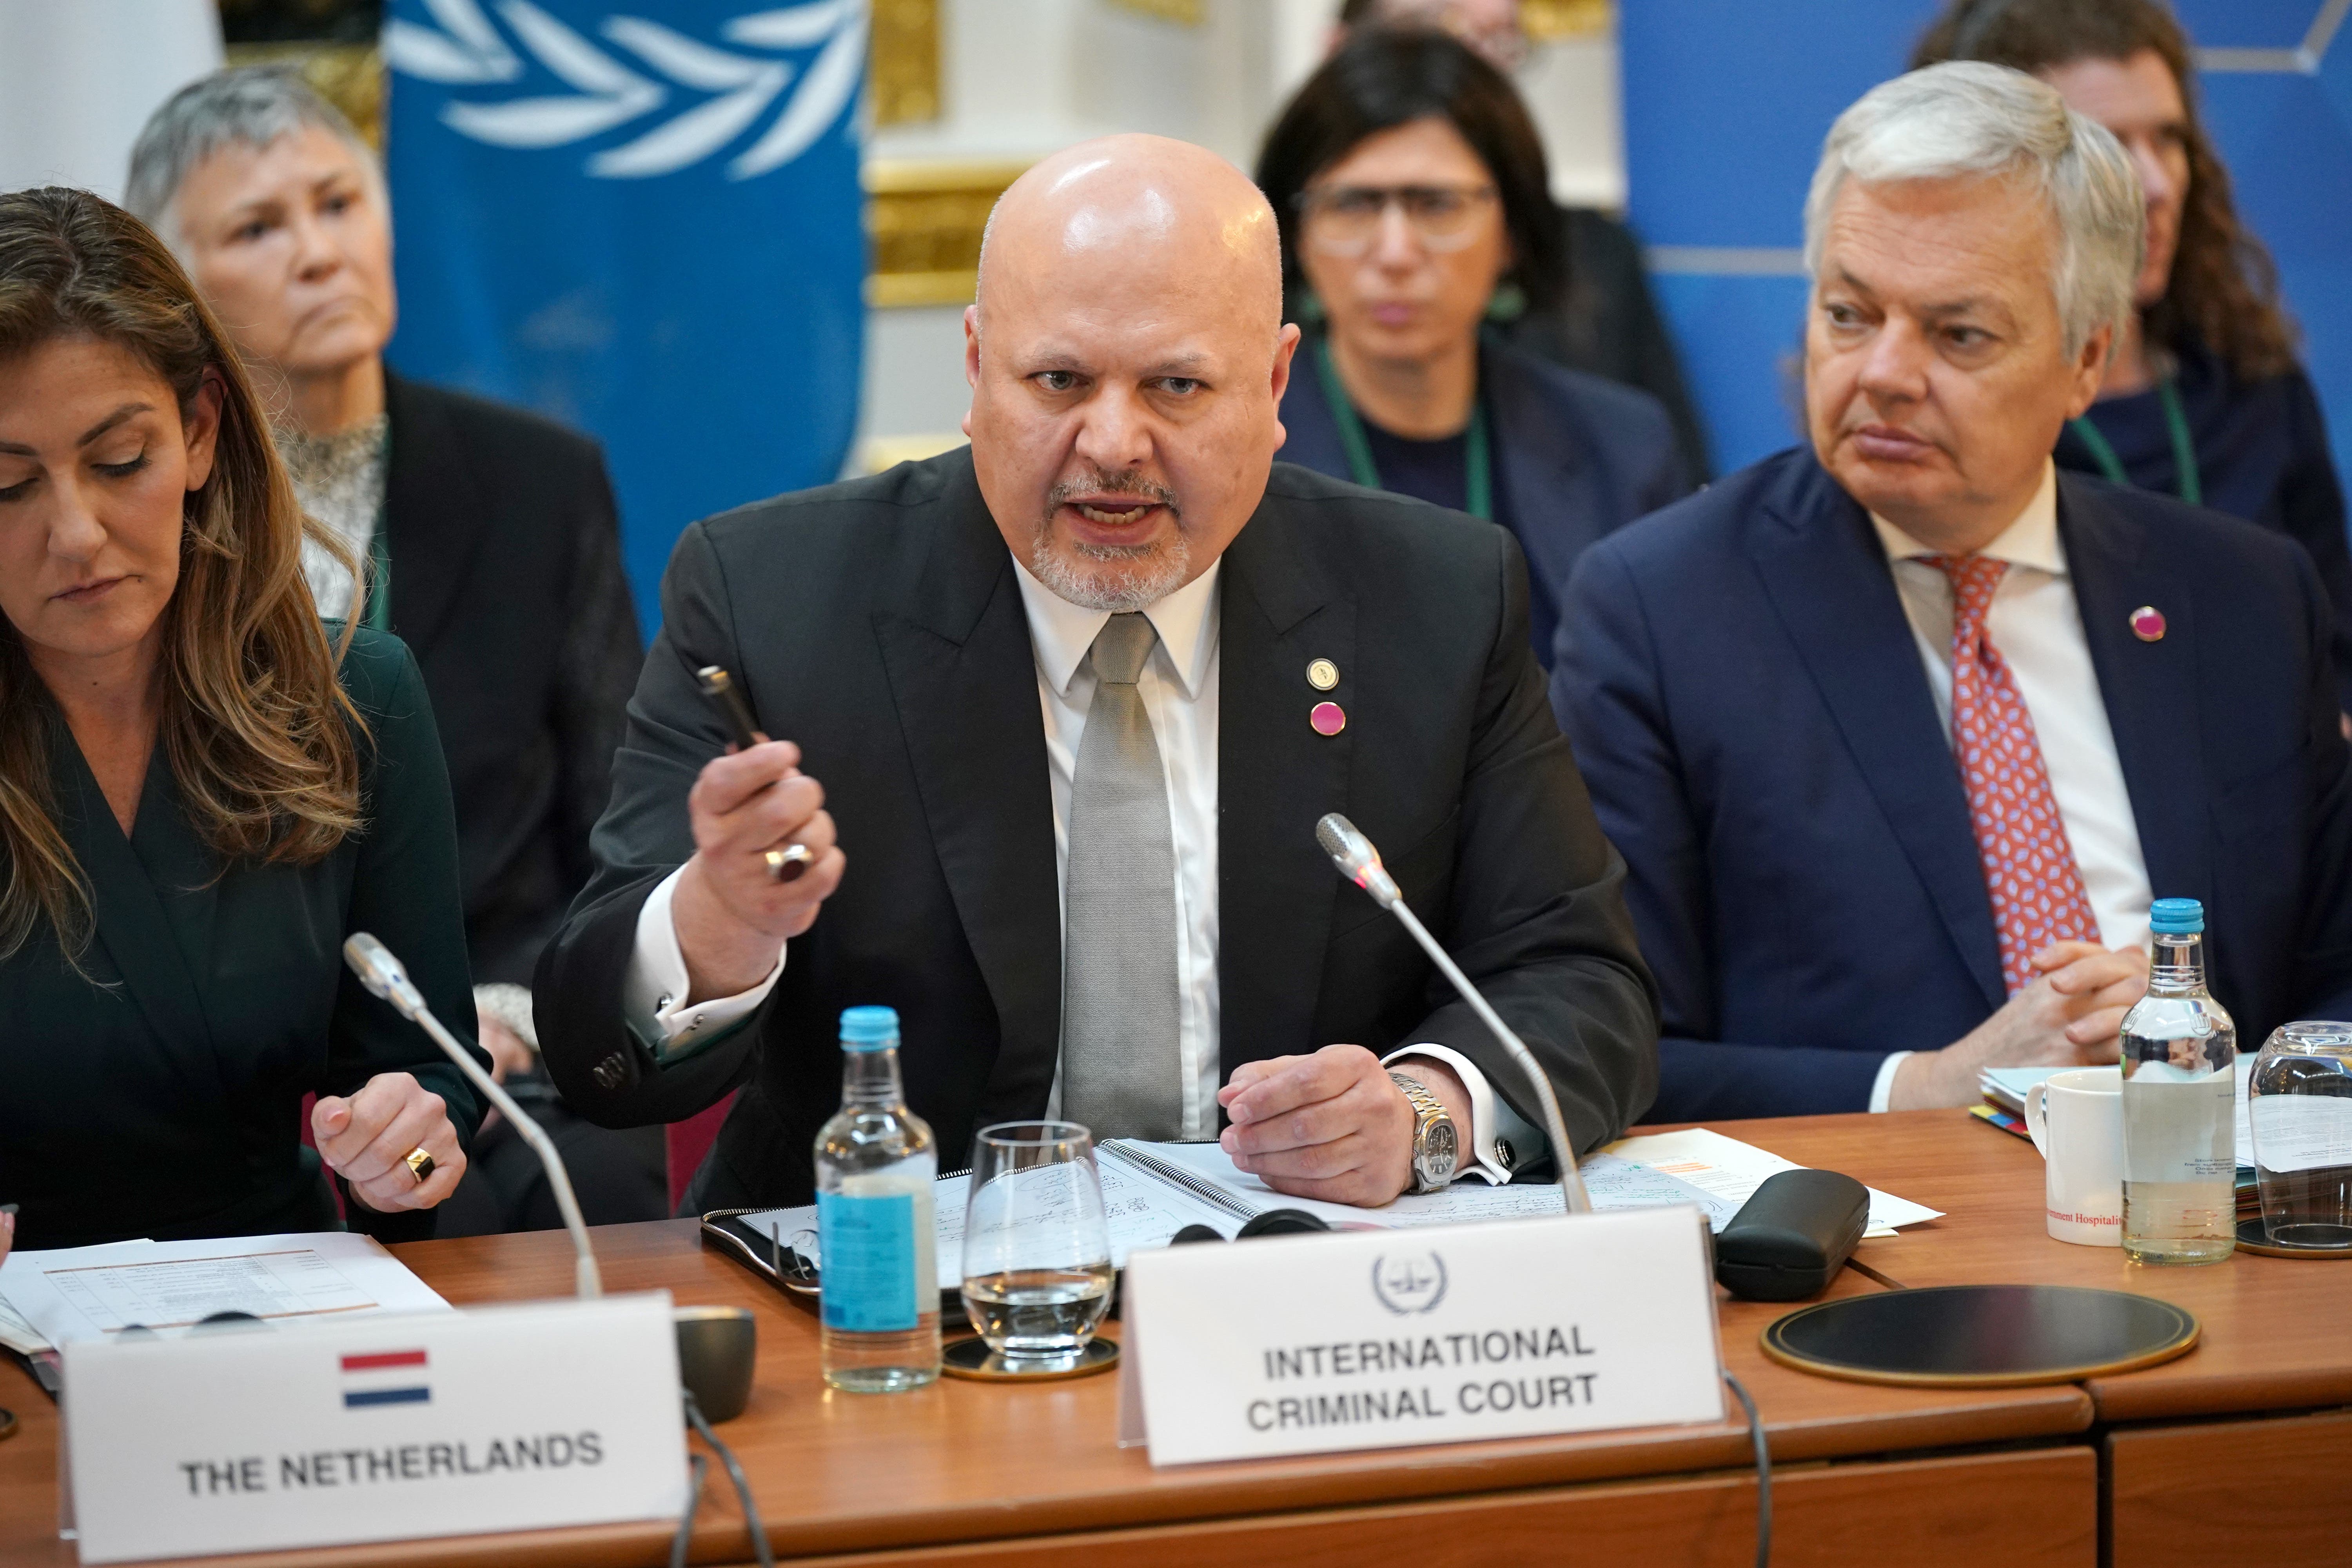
[960,1121,1114,1362]
[2250,1022,2352,1247]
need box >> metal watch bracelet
[1388,1070,1459,1193]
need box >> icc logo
[1370,1250,1449,1316]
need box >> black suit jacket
[537,449,1659,1208]
[1554,448,2352,1119]
[382,372,643,984]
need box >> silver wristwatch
[1388,1071,1459,1193]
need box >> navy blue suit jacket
[1282,331,1688,668]
[1553,447,2352,1119]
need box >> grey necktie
[1060,612,1183,1141]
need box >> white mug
[2024,1066,2125,1246]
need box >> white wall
[856,0,1625,458]
[860,303,975,454]
[1522,31,1623,210]
[0,0,223,204]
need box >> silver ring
[764,843,814,883]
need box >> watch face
[1423,1120,1459,1179]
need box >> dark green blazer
[0,627,485,1249]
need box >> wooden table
[0,1109,2338,1568]
[1817,1111,2352,1568]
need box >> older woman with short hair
[0,187,483,1247]
[126,66,644,992]
[1258,27,1688,673]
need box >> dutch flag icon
[341,1349,430,1409]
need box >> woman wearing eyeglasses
[1258,27,1689,671]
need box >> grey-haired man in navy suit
[1554,62,2352,1122]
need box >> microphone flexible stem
[1387,900,1592,1214]
[407,1003,604,1298]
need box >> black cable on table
[668,1452,708,1568]
[1723,1370,1771,1568]
[682,1390,775,1568]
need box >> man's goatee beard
[1029,532,1192,612]
[1029,470,1190,611]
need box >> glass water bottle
[2249,1022,2352,1248]
[2120,898,2238,1264]
[815,1006,940,1391]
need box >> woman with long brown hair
[0,187,480,1253]
[1916,0,2352,709]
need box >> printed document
[735,1137,1736,1291]
[1604,1127,1944,1237]
[0,1232,452,1346]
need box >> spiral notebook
[701,1137,1734,1296]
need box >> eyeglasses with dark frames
[1294,183,1501,255]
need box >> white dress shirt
[1864,460,2156,1111]
[621,554,1532,1180]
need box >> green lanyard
[1312,334,1492,521]
[361,421,393,632]
[362,519,392,632]
[2068,374,2201,507]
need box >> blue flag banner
[383,0,867,630]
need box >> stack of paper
[737,1129,1943,1290]
[0,1290,49,1356]
[0,1232,452,1349]
[1602,1127,1943,1239]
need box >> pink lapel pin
[1310,701,1347,736]
[2130,606,2166,642]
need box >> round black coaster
[1762,1285,2199,1387]
[2236,1216,2352,1259]
[939,1335,1118,1383]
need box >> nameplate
[1117,1210,1722,1466]
[63,1292,689,1564]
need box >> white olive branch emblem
[385,0,867,180]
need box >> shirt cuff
[622,866,786,1054]
[1867,1051,1913,1114]
[1382,1043,1541,1186]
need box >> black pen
[696,665,811,883]
[696,665,764,753]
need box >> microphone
[342,934,604,1298]
[1314,814,1593,1214]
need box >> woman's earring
[1484,281,1527,322]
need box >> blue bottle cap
[2149,898,2205,935]
[838,1005,900,1050]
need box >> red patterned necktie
[1921,553,2101,994]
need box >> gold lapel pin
[1310,701,1346,736]
[1307,658,1339,690]
[2130,606,2166,642]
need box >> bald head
[961,134,1302,615]
[976,134,1284,343]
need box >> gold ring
[404,1147,437,1185]
[764,842,814,883]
